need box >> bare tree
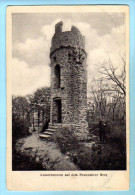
[91,78,108,120]
[99,55,126,96]
[89,55,126,123]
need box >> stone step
[47,128,57,132]
[39,126,58,139]
[42,131,54,135]
[51,123,62,127]
[39,133,50,138]
[48,126,58,129]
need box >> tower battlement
[50,21,85,55]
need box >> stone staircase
[39,124,59,139]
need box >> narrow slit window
[54,65,60,88]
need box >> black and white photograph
[7,5,129,191]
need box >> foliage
[12,96,30,120]
[12,149,44,170]
[12,114,30,139]
[12,96,31,139]
[29,87,50,113]
[50,127,80,154]
[28,87,50,128]
[108,123,126,152]
[71,142,126,170]
[12,87,51,136]
[50,126,126,170]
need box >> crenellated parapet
[50,21,86,56]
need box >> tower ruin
[40,21,88,139]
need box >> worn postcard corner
[6,5,129,191]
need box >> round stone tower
[49,21,88,138]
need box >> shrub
[12,149,44,170]
[70,142,126,170]
[12,114,31,140]
[50,125,126,170]
[108,123,126,152]
[88,121,98,131]
[50,127,80,154]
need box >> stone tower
[40,21,88,139]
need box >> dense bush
[71,142,126,170]
[50,125,126,170]
[50,127,80,154]
[89,121,126,151]
[12,149,44,170]
[12,114,31,140]
[108,124,126,153]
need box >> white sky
[12,12,126,96]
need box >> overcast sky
[12,12,125,96]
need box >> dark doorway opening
[56,99,62,123]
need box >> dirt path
[15,133,78,170]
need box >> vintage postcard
[6,5,129,191]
